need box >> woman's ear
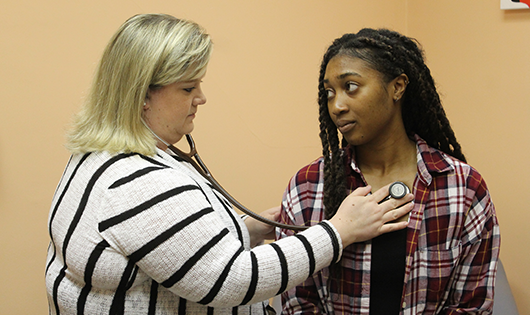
[392,74,409,103]
[143,93,150,111]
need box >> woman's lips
[338,121,355,134]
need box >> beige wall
[0,0,527,313]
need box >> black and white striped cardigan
[45,148,341,314]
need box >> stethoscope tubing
[168,135,309,231]
[164,133,410,232]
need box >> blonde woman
[45,14,413,314]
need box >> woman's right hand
[328,184,414,247]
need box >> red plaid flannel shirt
[277,136,500,314]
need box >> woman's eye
[346,82,358,92]
[183,87,195,93]
[326,89,335,99]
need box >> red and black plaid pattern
[277,136,500,314]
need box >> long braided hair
[319,28,466,219]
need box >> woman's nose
[194,89,207,106]
[329,95,348,115]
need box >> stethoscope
[379,181,410,203]
[164,134,309,231]
[146,123,409,231]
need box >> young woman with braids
[277,28,500,314]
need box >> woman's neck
[355,132,417,192]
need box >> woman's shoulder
[416,140,489,196]
[290,156,325,185]
[416,137,480,175]
[430,146,483,179]
[92,150,209,215]
[75,150,200,190]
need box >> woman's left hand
[244,206,281,248]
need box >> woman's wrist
[244,216,265,248]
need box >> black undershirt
[369,228,407,315]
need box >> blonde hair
[67,14,212,155]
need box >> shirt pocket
[414,242,462,305]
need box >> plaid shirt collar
[344,135,454,188]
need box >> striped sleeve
[97,163,342,308]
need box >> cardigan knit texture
[45,148,342,314]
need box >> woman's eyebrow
[323,72,361,84]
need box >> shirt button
[402,302,406,308]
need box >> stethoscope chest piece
[389,181,410,199]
